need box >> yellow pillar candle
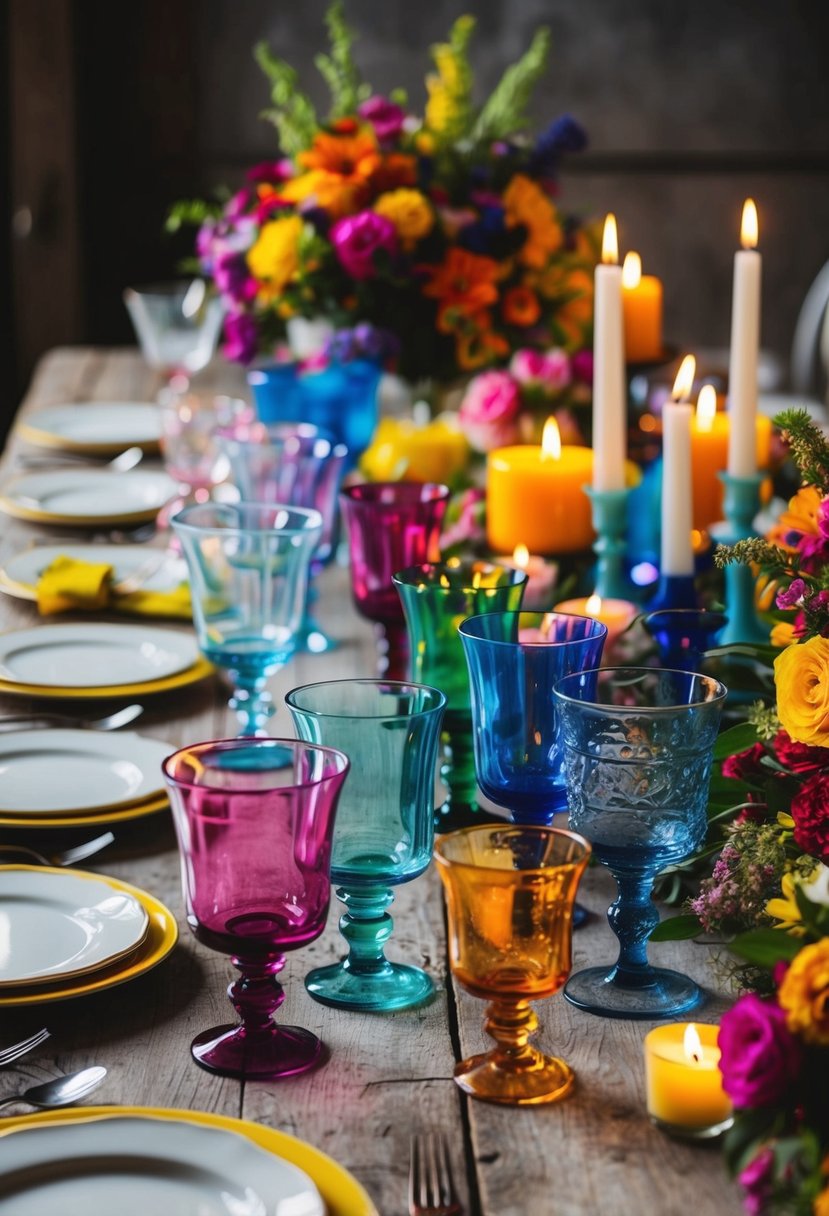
[691,384,773,531]
[622,252,663,364]
[486,419,594,555]
[644,1023,733,1139]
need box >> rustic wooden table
[0,348,742,1216]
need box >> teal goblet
[393,561,526,832]
[173,502,322,736]
[286,678,446,1012]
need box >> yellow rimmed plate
[0,469,177,527]
[16,402,162,455]
[0,654,213,700]
[0,867,178,1006]
[0,791,170,830]
[0,1108,379,1216]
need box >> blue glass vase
[247,359,381,468]
[554,667,727,1018]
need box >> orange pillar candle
[486,420,594,555]
[553,593,637,655]
[691,384,773,531]
[644,1023,733,1139]
[622,252,663,364]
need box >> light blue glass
[554,667,727,1018]
[286,678,446,1012]
[458,612,608,826]
[172,502,322,736]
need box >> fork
[0,1028,50,1068]
[16,446,144,473]
[0,832,115,869]
[0,704,143,733]
[409,1132,463,1216]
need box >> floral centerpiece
[174,2,598,390]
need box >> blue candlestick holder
[585,486,638,601]
[710,472,769,647]
[647,573,698,612]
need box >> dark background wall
[3,0,829,429]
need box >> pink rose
[510,349,549,385]
[718,994,800,1108]
[510,348,571,394]
[358,96,406,143]
[330,212,398,280]
[541,349,572,393]
[571,348,594,385]
[459,371,521,453]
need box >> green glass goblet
[393,560,526,832]
[286,678,446,1012]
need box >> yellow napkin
[37,556,191,621]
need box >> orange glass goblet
[434,825,590,1105]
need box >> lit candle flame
[512,543,530,570]
[741,198,759,250]
[601,213,619,266]
[684,1023,703,1064]
[541,417,562,460]
[585,593,602,615]
[695,384,718,432]
[671,354,696,402]
[622,251,642,289]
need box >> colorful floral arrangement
[172,3,598,385]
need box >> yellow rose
[360,416,468,484]
[374,189,434,251]
[770,620,797,649]
[774,635,829,746]
[246,215,304,293]
[816,1185,829,1216]
[778,938,829,1045]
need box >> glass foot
[191,1021,322,1079]
[434,800,503,834]
[454,1049,574,1106]
[297,614,338,655]
[563,965,702,1019]
[305,960,435,1012]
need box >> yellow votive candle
[553,593,637,655]
[644,1023,733,1138]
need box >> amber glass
[434,825,590,1105]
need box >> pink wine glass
[340,481,450,680]
[162,737,349,1080]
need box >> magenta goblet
[340,481,450,680]
[162,737,349,1080]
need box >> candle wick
[692,1051,701,1064]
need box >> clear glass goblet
[162,737,349,1079]
[172,502,322,736]
[286,678,446,1012]
[124,280,224,382]
[554,667,727,1018]
[435,825,590,1105]
[216,421,348,654]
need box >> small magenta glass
[554,667,727,1018]
[287,678,446,1012]
[393,561,527,831]
[340,482,450,680]
[162,737,349,1079]
[172,502,322,736]
[458,612,608,826]
[216,421,348,654]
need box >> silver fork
[0,832,115,869]
[0,1028,50,1068]
[409,1132,463,1216]
[0,704,143,733]
[16,446,144,473]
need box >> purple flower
[530,113,588,174]
[776,577,806,610]
[325,324,400,366]
[330,211,398,280]
[738,1148,775,1216]
[358,96,406,143]
[222,312,258,364]
[246,159,293,184]
[213,253,255,304]
[571,349,594,386]
[718,994,800,1108]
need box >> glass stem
[228,954,286,1040]
[607,869,660,987]
[336,884,395,979]
[441,711,478,810]
[484,998,542,1071]
[229,672,274,737]
[374,621,408,681]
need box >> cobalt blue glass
[247,359,381,468]
[642,609,728,673]
[458,612,608,827]
[554,667,727,1018]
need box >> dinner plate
[0,623,198,688]
[0,1109,378,1216]
[0,469,177,526]
[0,544,187,603]
[0,791,170,831]
[0,867,149,987]
[17,402,162,454]
[0,869,177,1006]
[0,1116,326,1216]
[0,655,213,701]
[0,730,169,816]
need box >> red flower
[722,743,767,784]
[773,729,829,774]
[791,771,829,862]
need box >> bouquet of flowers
[174,3,598,385]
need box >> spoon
[0,1066,107,1113]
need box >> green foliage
[714,538,798,572]
[165,198,224,233]
[713,721,761,761]
[649,913,703,942]
[729,926,802,967]
[314,0,369,118]
[471,26,551,142]
[255,41,318,155]
[775,407,829,493]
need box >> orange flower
[456,326,509,371]
[370,154,417,193]
[280,169,363,219]
[298,130,380,180]
[503,174,563,269]
[502,285,541,327]
[768,486,823,551]
[421,248,500,316]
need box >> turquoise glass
[393,561,527,832]
[172,502,321,736]
[286,678,446,1012]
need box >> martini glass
[162,737,349,1079]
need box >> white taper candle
[592,214,627,492]
[727,199,761,478]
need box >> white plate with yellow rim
[0,469,176,526]
[0,624,198,688]
[0,544,186,603]
[16,403,162,454]
[0,867,150,987]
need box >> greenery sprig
[775,407,829,494]
[255,42,318,155]
[315,0,369,118]
[471,26,551,143]
[714,538,799,573]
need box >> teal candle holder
[585,485,638,601]
[711,472,769,647]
